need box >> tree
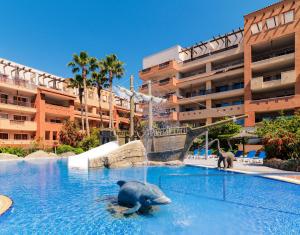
[99,54,125,129]
[91,68,108,128]
[59,120,85,147]
[256,114,300,160]
[208,120,241,151]
[68,51,97,136]
[67,75,85,130]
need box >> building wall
[139,0,300,129]
[243,0,300,126]
[0,58,141,148]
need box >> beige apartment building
[0,58,141,148]
[139,0,300,128]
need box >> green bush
[257,114,300,160]
[56,144,84,155]
[0,147,27,157]
[79,128,100,151]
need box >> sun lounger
[243,150,257,163]
[234,150,244,162]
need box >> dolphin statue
[117,180,171,215]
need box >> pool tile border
[0,195,13,217]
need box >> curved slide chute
[68,141,120,170]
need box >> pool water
[0,159,300,234]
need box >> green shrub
[0,147,27,157]
[59,120,85,147]
[257,114,300,160]
[56,144,84,155]
[79,128,100,151]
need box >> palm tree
[68,52,97,136]
[99,54,124,129]
[67,75,85,130]
[91,69,108,128]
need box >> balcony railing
[252,46,295,63]
[0,75,37,90]
[0,98,34,107]
[183,44,239,64]
[212,59,244,71]
[180,83,244,99]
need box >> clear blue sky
[0,0,277,89]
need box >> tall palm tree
[68,52,97,136]
[91,69,108,128]
[99,54,124,129]
[67,75,85,130]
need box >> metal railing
[180,83,244,99]
[252,46,295,63]
[0,75,37,90]
[0,98,34,107]
[149,127,188,136]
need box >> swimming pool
[0,159,299,234]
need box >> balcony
[252,48,295,72]
[248,95,297,113]
[0,119,37,131]
[0,139,34,146]
[74,110,110,121]
[179,104,244,121]
[0,98,36,113]
[139,60,179,80]
[252,47,295,63]
[251,70,296,91]
[142,111,178,121]
[0,75,37,93]
[45,103,73,115]
[178,86,244,104]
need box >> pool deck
[0,195,12,216]
[184,158,300,185]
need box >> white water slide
[68,141,120,170]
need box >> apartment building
[139,0,299,128]
[0,58,141,148]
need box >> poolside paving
[184,158,300,185]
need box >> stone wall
[264,158,300,172]
[89,140,146,168]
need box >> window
[53,131,57,140]
[266,16,279,29]
[216,85,229,92]
[13,115,27,121]
[283,11,294,24]
[251,22,263,34]
[0,113,8,119]
[0,93,8,103]
[14,134,28,140]
[45,131,50,140]
[0,133,8,139]
[50,119,62,123]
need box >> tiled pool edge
[0,195,13,216]
[185,164,300,185]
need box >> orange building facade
[139,0,299,129]
[0,58,142,148]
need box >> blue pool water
[0,159,300,235]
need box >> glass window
[13,115,27,121]
[0,133,8,139]
[53,131,57,140]
[0,93,8,103]
[283,11,294,24]
[0,113,8,119]
[14,134,28,140]
[251,22,263,34]
[266,16,279,29]
[45,131,50,140]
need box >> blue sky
[0,0,277,89]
